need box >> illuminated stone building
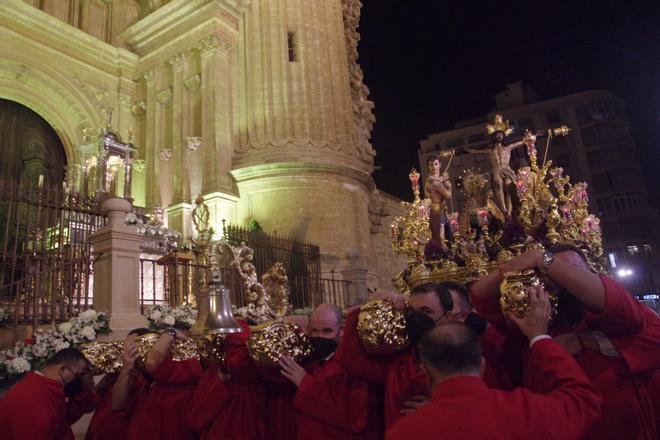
[0,0,404,289]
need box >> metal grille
[223,224,321,308]
[139,259,246,312]
[0,180,104,324]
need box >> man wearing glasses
[0,347,96,439]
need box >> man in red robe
[470,244,660,440]
[110,328,202,440]
[335,282,489,428]
[0,347,97,440]
[386,285,602,440]
[85,327,151,440]
[223,303,379,440]
[184,325,269,440]
[278,303,380,440]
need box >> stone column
[198,33,238,230]
[199,33,234,195]
[143,68,158,208]
[89,197,147,339]
[340,249,370,305]
[169,53,185,204]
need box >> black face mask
[64,377,83,398]
[464,312,487,336]
[310,337,338,360]
[406,310,436,346]
[555,288,584,329]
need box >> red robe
[126,356,202,440]
[472,274,660,440]
[185,364,268,440]
[86,381,125,440]
[224,321,300,440]
[0,372,95,440]
[292,356,380,440]
[335,308,506,428]
[385,339,602,440]
[225,320,380,440]
[86,373,146,440]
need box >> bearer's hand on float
[279,355,307,387]
[505,285,550,341]
[121,341,140,373]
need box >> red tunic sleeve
[583,275,645,335]
[292,360,370,434]
[150,354,202,385]
[611,306,660,375]
[521,339,602,439]
[334,308,391,385]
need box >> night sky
[360,0,660,208]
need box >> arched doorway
[0,98,67,186]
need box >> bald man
[278,303,380,440]
[470,243,660,440]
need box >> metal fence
[139,258,247,312]
[139,258,351,311]
[0,180,104,324]
[223,223,322,308]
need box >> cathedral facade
[0,0,404,290]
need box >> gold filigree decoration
[357,299,409,355]
[261,262,291,319]
[247,321,312,366]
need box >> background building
[0,0,405,292]
[419,82,660,295]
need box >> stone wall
[368,190,407,291]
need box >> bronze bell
[190,270,242,335]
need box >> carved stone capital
[156,87,173,106]
[158,148,173,161]
[168,53,184,71]
[183,74,201,92]
[186,136,202,152]
[131,100,146,116]
[198,34,232,55]
[132,159,146,173]
[143,68,157,86]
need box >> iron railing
[139,261,352,311]
[223,224,321,308]
[0,180,104,324]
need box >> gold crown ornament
[486,114,514,136]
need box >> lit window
[287,32,298,62]
[608,252,617,268]
[643,244,654,255]
[627,245,639,256]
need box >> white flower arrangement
[144,303,197,331]
[0,310,111,387]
